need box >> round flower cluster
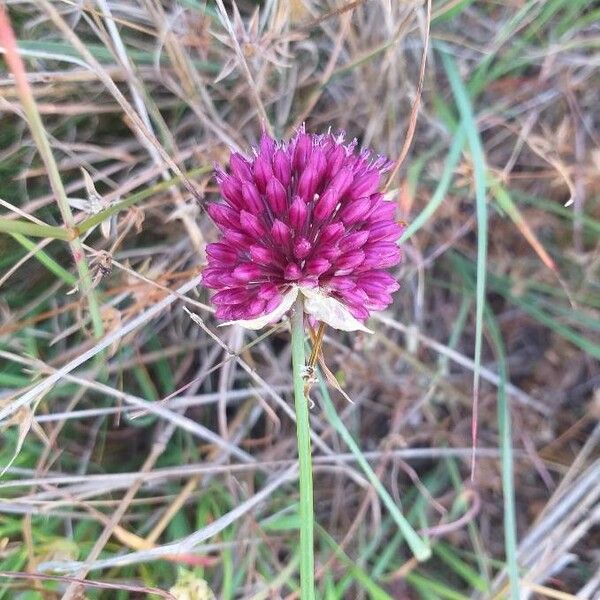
[203,129,403,331]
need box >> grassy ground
[1,1,599,598]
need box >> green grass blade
[433,544,488,592]
[506,291,600,360]
[485,313,520,600]
[10,233,77,286]
[318,526,394,600]
[16,40,220,73]
[451,259,520,600]
[440,51,489,472]
[452,253,600,359]
[406,572,470,600]
[514,191,600,235]
[0,218,69,240]
[400,125,466,243]
[316,372,431,562]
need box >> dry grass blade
[384,0,431,191]
[0,571,176,598]
[0,276,201,423]
[214,0,272,133]
[38,467,295,574]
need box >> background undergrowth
[0,1,599,598]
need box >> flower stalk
[290,296,315,600]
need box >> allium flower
[203,129,404,331]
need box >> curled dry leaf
[221,286,298,330]
[68,168,117,239]
[0,397,48,477]
[220,285,374,333]
[301,286,373,333]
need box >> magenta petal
[230,153,252,180]
[203,267,236,288]
[201,268,221,287]
[366,198,395,222]
[300,276,319,288]
[328,276,355,291]
[319,222,345,244]
[313,188,339,223]
[206,242,238,263]
[326,144,345,177]
[364,241,399,254]
[264,292,284,313]
[326,167,354,199]
[293,237,312,260]
[223,230,253,250]
[266,178,287,214]
[271,219,292,247]
[246,298,267,318]
[348,170,379,200]
[273,148,291,186]
[259,132,276,158]
[339,230,370,252]
[215,306,234,320]
[338,286,369,305]
[365,291,393,310]
[368,222,403,242]
[297,148,326,201]
[212,288,249,305]
[297,164,319,202]
[241,182,262,212]
[289,196,308,230]
[318,243,342,261]
[258,282,279,300]
[253,155,273,192]
[339,198,371,225]
[361,270,395,285]
[220,176,243,208]
[305,257,331,276]
[346,303,370,320]
[233,263,262,282]
[207,203,239,229]
[310,147,327,178]
[334,250,365,274]
[250,244,280,265]
[240,210,266,237]
[361,244,401,269]
[284,263,302,280]
[357,271,400,294]
[293,132,312,171]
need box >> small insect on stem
[308,322,326,370]
[90,250,113,288]
[301,322,326,405]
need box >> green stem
[0,6,103,339]
[0,218,70,240]
[77,166,210,236]
[290,296,315,600]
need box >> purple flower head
[204,128,404,331]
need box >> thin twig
[384,0,432,191]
